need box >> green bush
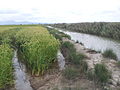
[48,28,71,40]
[63,67,79,80]
[94,64,111,83]
[87,69,95,80]
[62,41,76,52]
[117,61,120,68]
[79,61,88,73]
[103,49,117,60]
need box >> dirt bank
[29,38,120,90]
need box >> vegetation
[51,22,120,40]
[61,41,88,80]
[62,41,87,71]
[0,44,13,89]
[94,64,111,83]
[103,49,117,60]
[47,27,71,40]
[15,26,60,75]
[0,25,60,89]
[63,67,79,80]
[117,61,120,68]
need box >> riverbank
[29,34,120,90]
[63,38,120,89]
[50,22,120,41]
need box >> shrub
[94,64,111,83]
[117,61,120,68]
[63,67,79,80]
[87,69,95,80]
[48,28,71,40]
[69,52,86,64]
[62,41,76,52]
[79,61,88,73]
[103,49,117,60]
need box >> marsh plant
[63,67,79,80]
[103,49,117,60]
[94,64,111,83]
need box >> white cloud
[0,0,120,23]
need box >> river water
[58,29,120,60]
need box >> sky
[0,0,120,24]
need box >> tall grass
[0,44,13,89]
[62,41,88,75]
[48,28,71,40]
[63,67,79,80]
[103,49,117,60]
[94,64,111,83]
[15,26,60,75]
[52,22,120,40]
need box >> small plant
[117,61,120,68]
[63,67,79,80]
[69,52,86,64]
[79,61,88,73]
[94,64,111,83]
[62,41,76,52]
[62,41,74,49]
[103,49,117,60]
[87,69,95,80]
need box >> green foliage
[69,53,86,65]
[52,22,120,40]
[15,26,60,75]
[87,69,95,80]
[62,41,76,52]
[62,41,88,73]
[63,67,79,80]
[48,28,71,40]
[94,64,111,83]
[117,61,120,68]
[103,49,117,60]
[0,44,13,89]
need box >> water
[57,50,65,70]
[59,29,120,60]
[12,50,33,90]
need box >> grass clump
[117,61,120,68]
[62,41,76,52]
[94,64,111,83]
[103,49,117,60]
[62,41,88,73]
[0,44,13,89]
[48,28,71,40]
[63,67,79,80]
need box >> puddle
[12,50,33,90]
[57,50,65,70]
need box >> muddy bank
[30,37,120,90]
[29,40,101,90]
[63,38,120,90]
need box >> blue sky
[0,0,120,24]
